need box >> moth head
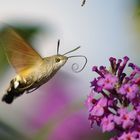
[45,40,87,72]
[52,54,68,70]
[55,40,87,73]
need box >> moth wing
[0,28,43,73]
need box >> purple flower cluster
[86,56,140,140]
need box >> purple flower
[86,90,96,111]
[136,106,140,122]
[97,73,118,90]
[118,83,139,100]
[87,56,140,139]
[101,114,115,132]
[131,131,140,139]
[114,108,136,129]
[118,131,139,140]
[90,97,107,116]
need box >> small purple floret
[118,83,139,100]
[101,114,115,132]
[97,73,118,90]
[87,56,140,139]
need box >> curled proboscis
[68,55,87,73]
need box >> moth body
[1,28,85,104]
[2,55,68,104]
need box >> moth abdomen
[2,79,25,104]
[2,92,15,104]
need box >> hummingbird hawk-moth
[0,28,87,104]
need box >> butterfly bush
[86,56,140,140]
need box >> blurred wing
[0,28,43,73]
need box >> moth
[1,28,87,104]
[81,0,86,6]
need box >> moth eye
[55,58,61,63]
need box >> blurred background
[0,0,140,140]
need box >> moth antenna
[63,46,80,56]
[57,39,60,55]
[68,55,87,73]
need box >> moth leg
[18,82,34,91]
[26,78,44,94]
[26,86,41,94]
